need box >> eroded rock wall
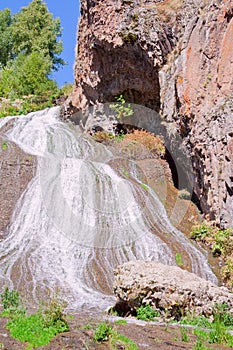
[73,0,233,227]
[160,0,233,226]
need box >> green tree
[0,9,13,68]
[11,0,64,70]
[0,52,58,98]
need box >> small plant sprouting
[175,253,184,267]
[180,326,189,342]
[110,95,134,120]
[41,296,69,330]
[1,142,8,150]
[93,322,113,342]
[141,183,149,191]
[93,322,138,349]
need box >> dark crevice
[225,8,233,23]
[191,191,203,214]
[164,148,179,188]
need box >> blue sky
[0,0,80,87]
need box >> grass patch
[180,304,233,348]
[0,288,69,349]
[180,326,189,342]
[111,332,138,350]
[93,321,138,349]
[114,319,127,324]
[7,312,68,349]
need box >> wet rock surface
[0,130,36,239]
[113,261,233,318]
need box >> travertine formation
[0,131,35,238]
[72,0,233,227]
[113,261,233,318]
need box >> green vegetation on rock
[110,94,134,120]
[190,222,233,289]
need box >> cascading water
[0,107,217,311]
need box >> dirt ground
[0,312,232,350]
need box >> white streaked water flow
[0,107,217,310]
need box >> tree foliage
[0,0,64,99]
[11,0,64,70]
[0,9,13,68]
[0,52,57,98]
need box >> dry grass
[92,131,114,143]
[139,0,183,23]
[123,129,165,158]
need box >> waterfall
[0,107,217,311]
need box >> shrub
[93,322,113,342]
[136,304,160,321]
[110,95,134,119]
[190,223,213,242]
[190,223,233,289]
[92,131,114,143]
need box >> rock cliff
[72,0,233,227]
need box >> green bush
[110,94,134,119]
[0,52,58,99]
[190,223,212,242]
[136,304,160,321]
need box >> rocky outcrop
[72,0,233,227]
[113,261,233,319]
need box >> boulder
[113,261,233,319]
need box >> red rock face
[170,0,233,226]
[72,0,233,227]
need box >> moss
[120,32,138,43]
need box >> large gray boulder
[113,261,233,319]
